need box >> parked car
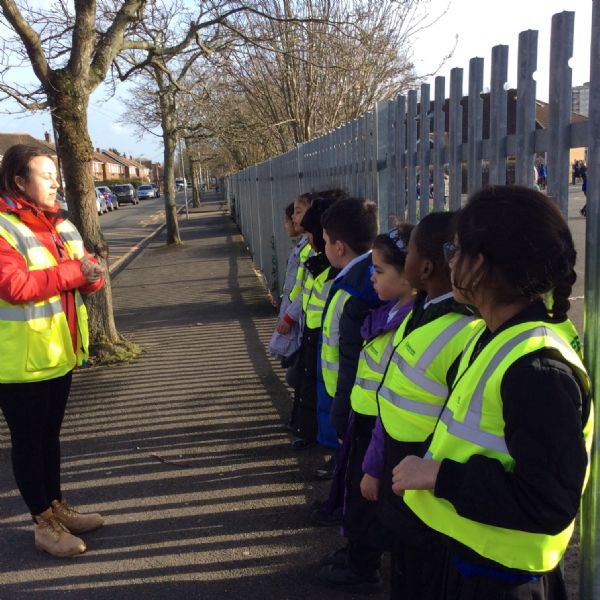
[95,188,107,215]
[151,183,161,198]
[137,184,157,200]
[96,185,119,210]
[175,178,186,191]
[112,183,139,205]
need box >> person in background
[394,185,592,600]
[268,202,302,365]
[276,193,315,440]
[0,144,105,558]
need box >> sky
[0,0,593,165]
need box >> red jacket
[0,194,104,353]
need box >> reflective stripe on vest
[321,289,352,396]
[404,320,593,573]
[288,240,312,302]
[378,313,481,442]
[305,268,333,330]
[351,329,396,416]
[0,212,89,383]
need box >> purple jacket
[360,299,414,478]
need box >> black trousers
[443,560,567,600]
[0,372,72,516]
[343,413,389,574]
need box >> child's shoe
[51,499,105,533]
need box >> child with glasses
[393,186,592,600]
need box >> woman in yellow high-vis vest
[392,186,593,600]
[0,145,105,558]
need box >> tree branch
[0,0,51,85]
[89,0,146,88]
[0,82,48,110]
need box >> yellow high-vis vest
[0,212,90,383]
[288,239,312,303]
[404,320,593,573]
[304,266,333,330]
[321,288,352,396]
[351,328,398,417]
[377,312,481,442]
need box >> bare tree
[0,0,151,358]
[193,0,452,171]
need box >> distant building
[572,82,590,117]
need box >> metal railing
[225,6,600,597]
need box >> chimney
[44,131,51,143]
[96,148,100,153]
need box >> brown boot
[51,499,105,534]
[34,508,86,558]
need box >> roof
[0,133,58,157]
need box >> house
[0,132,58,162]
[101,149,128,180]
[92,148,108,181]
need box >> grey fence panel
[515,29,538,186]
[467,57,484,194]
[357,114,366,197]
[368,110,377,202]
[489,45,509,185]
[249,165,261,263]
[418,83,431,217]
[376,100,391,230]
[394,94,407,219]
[581,2,600,598]
[432,76,446,211]
[448,67,463,210]
[257,160,275,288]
[351,119,359,195]
[407,89,418,222]
[547,11,575,215]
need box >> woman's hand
[360,473,381,501]
[391,455,441,496]
[80,255,104,283]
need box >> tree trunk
[48,73,121,348]
[159,87,182,245]
[190,158,201,208]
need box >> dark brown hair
[0,144,54,198]
[321,197,378,254]
[452,185,576,319]
[413,211,454,277]
[373,222,414,270]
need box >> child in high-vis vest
[392,186,593,600]
[291,193,343,452]
[372,212,481,599]
[317,224,416,589]
[278,193,315,444]
[311,197,382,583]
[268,202,302,362]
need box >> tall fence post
[448,67,463,210]
[467,57,484,194]
[489,45,509,185]
[376,100,391,231]
[581,2,600,598]
[407,89,418,222]
[433,76,446,211]
[515,29,538,186]
[547,11,575,215]
[418,83,431,217]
